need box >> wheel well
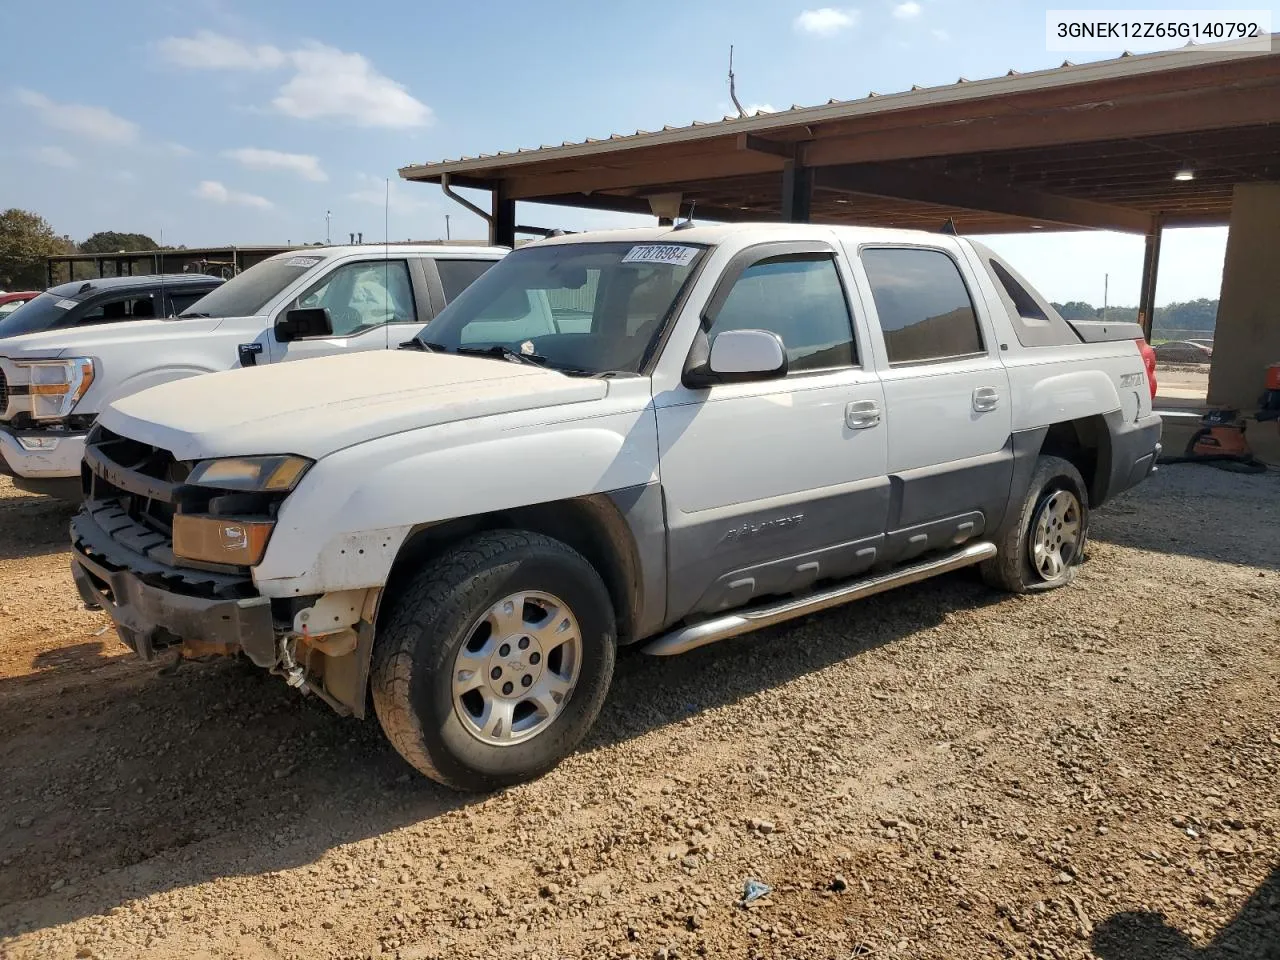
[1040,416,1110,505]
[381,497,642,644]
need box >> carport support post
[491,181,516,248]
[1137,216,1163,341]
[781,160,812,223]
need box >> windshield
[0,292,75,338]
[419,241,707,375]
[179,254,327,318]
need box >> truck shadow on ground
[0,494,78,562]
[0,570,1001,938]
[1091,867,1280,959]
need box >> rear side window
[989,260,1048,322]
[709,254,857,372]
[861,248,983,365]
[437,259,498,303]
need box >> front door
[655,244,890,622]
[267,258,417,363]
[849,243,1013,562]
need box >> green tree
[0,208,68,290]
[80,231,159,254]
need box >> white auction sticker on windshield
[55,299,77,309]
[621,244,699,266]
[285,256,323,268]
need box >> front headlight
[186,454,312,492]
[23,358,95,420]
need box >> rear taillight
[1136,339,1157,401]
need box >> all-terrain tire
[981,455,1090,594]
[370,530,616,792]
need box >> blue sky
[2,0,1273,306]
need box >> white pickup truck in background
[0,244,505,498]
[71,223,1162,792]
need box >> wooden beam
[1137,217,1164,339]
[504,150,783,200]
[803,82,1280,168]
[814,163,1154,233]
[737,133,796,159]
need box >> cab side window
[295,260,415,336]
[78,295,158,325]
[707,254,857,373]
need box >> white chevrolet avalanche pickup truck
[70,224,1162,791]
[0,244,505,499]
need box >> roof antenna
[672,200,697,231]
[939,217,958,235]
[728,45,747,119]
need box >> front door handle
[972,386,1000,412]
[845,399,881,429]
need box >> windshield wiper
[456,344,550,367]
[180,312,212,318]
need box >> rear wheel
[370,531,616,792]
[981,455,1089,594]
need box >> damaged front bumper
[70,502,277,665]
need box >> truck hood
[99,350,609,461]
[0,316,228,360]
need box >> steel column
[1137,216,1164,340]
[781,160,812,223]
[491,181,516,248]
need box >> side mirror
[685,329,788,387]
[274,307,333,342]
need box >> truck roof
[46,273,223,300]
[531,223,968,249]
[263,243,508,262]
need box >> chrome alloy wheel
[451,591,582,746]
[1029,489,1083,582]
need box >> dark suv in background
[0,274,224,339]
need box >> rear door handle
[845,399,881,429]
[972,386,1000,412]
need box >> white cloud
[157,32,432,129]
[932,27,951,41]
[194,180,273,210]
[273,43,432,128]
[165,142,195,156]
[744,103,776,115]
[224,147,327,182]
[15,89,138,143]
[794,8,859,35]
[30,145,77,169]
[893,1,922,18]
[157,30,285,70]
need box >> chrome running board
[641,541,997,657]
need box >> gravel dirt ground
[0,466,1277,960]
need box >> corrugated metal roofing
[400,36,1278,180]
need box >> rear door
[384,256,501,348]
[846,243,1012,563]
[265,258,417,362]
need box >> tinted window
[437,259,497,303]
[861,248,983,364]
[166,290,211,317]
[709,255,856,372]
[78,295,158,324]
[989,259,1048,322]
[0,292,71,337]
[0,298,33,316]
[294,260,415,336]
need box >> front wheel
[370,531,616,792]
[981,455,1089,594]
